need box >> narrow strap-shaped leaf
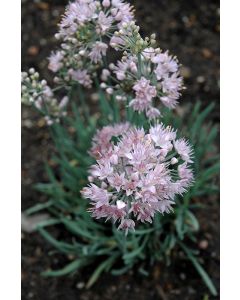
[178,241,217,296]
[86,254,119,288]
[25,200,54,215]
[61,218,100,241]
[111,264,132,276]
[38,227,76,253]
[185,210,200,231]
[123,235,148,261]
[41,259,87,277]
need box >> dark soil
[22,0,220,299]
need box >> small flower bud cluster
[82,123,194,233]
[48,0,135,87]
[100,47,183,119]
[110,21,156,53]
[21,69,69,125]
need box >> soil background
[22,1,220,299]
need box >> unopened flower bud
[59,96,69,109]
[116,95,123,101]
[71,38,77,44]
[171,157,178,165]
[29,68,35,74]
[110,42,117,48]
[111,8,118,16]
[130,62,137,73]
[102,0,110,7]
[88,176,94,182]
[100,82,107,89]
[117,200,126,209]
[109,63,115,70]
[55,33,61,40]
[32,81,37,88]
[106,87,113,95]
[150,39,156,45]
[53,76,60,83]
[95,1,101,8]
[79,49,86,56]
[21,72,28,79]
[41,79,47,86]
[101,69,110,81]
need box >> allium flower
[129,77,157,114]
[110,35,126,50]
[68,69,92,88]
[82,123,194,233]
[152,52,179,79]
[89,42,108,63]
[112,56,137,80]
[97,11,113,34]
[48,51,64,73]
[174,138,193,163]
[111,0,135,27]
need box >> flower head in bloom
[48,0,135,88]
[82,123,194,233]
[21,69,68,125]
[102,28,183,119]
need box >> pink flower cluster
[58,0,134,39]
[48,0,135,88]
[101,46,183,119]
[82,123,193,233]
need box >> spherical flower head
[58,0,135,39]
[53,0,135,88]
[108,47,183,119]
[82,123,194,233]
